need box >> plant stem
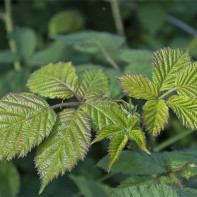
[4,0,21,71]
[110,0,126,38]
[98,172,115,182]
[170,173,183,189]
[153,129,194,152]
[159,87,177,100]
[49,102,81,109]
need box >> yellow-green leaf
[153,48,191,91]
[175,62,197,98]
[0,93,56,160]
[167,96,197,129]
[35,108,91,194]
[27,62,78,99]
[118,74,158,100]
[129,130,150,154]
[108,135,128,172]
[142,100,169,136]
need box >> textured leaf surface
[167,96,197,129]
[118,74,158,100]
[142,100,169,136]
[129,130,150,154]
[35,108,91,194]
[77,68,109,100]
[108,135,128,172]
[82,97,119,131]
[110,183,178,197]
[27,62,78,99]
[0,93,56,160]
[153,48,191,91]
[176,63,197,98]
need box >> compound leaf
[118,74,158,100]
[35,108,91,194]
[142,100,169,136]
[129,130,150,154]
[0,93,56,160]
[77,68,109,100]
[27,62,78,99]
[82,97,119,131]
[175,62,197,98]
[108,134,128,172]
[167,96,197,129]
[110,183,178,197]
[153,48,191,91]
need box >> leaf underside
[27,62,78,99]
[175,62,197,98]
[152,47,191,91]
[0,93,56,160]
[142,100,169,136]
[118,74,158,100]
[77,68,109,100]
[35,108,91,194]
[167,96,197,129]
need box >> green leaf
[0,93,56,160]
[178,188,197,197]
[167,96,197,129]
[142,100,169,136]
[9,26,37,61]
[108,135,128,172]
[0,50,19,63]
[92,125,124,144]
[35,108,91,194]
[77,68,109,100]
[110,183,178,197]
[69,175,109,197]
[118,74,158,100]
[129,130,150,154]
[0,162,20,196]
[82,97,119,131]
[48,10,84,35]
[27,62,78,99]
[175,62,197,98]
[153,48,191,91]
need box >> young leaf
[175,63,197,98]
[118,74,158,100]
[0,93,56,160]
[82,97,119,131]
[108,135,128,172]
[77,68,109,100]
[167,96,197,129]
[142,100,169,136]
[153,48,191,91]
[129,130,150,154]
[35,108,91,194]
[27,62,78,99]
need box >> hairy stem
[159,87,177,100]
[153,129,194,152]
[110,0,126,38]
[4,0,21,70]
[170,173,183,189]
[49,102,81,109]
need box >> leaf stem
[98,172,115,182]
[153,129,194,152]
[49,102,81,109]
[110,0,126,38]
[4,0,21,71]
[159,87,177,100]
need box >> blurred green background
[0,0,197,196]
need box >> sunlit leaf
[0,93,56,160]
[27,62,78,99]
[167,96,197,129]
[35,108,91,194]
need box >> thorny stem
[159,87,177,100]
[4,0,21,71]
[110,0,126,38]
[49,102,81,110]
[170,174,183,189]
